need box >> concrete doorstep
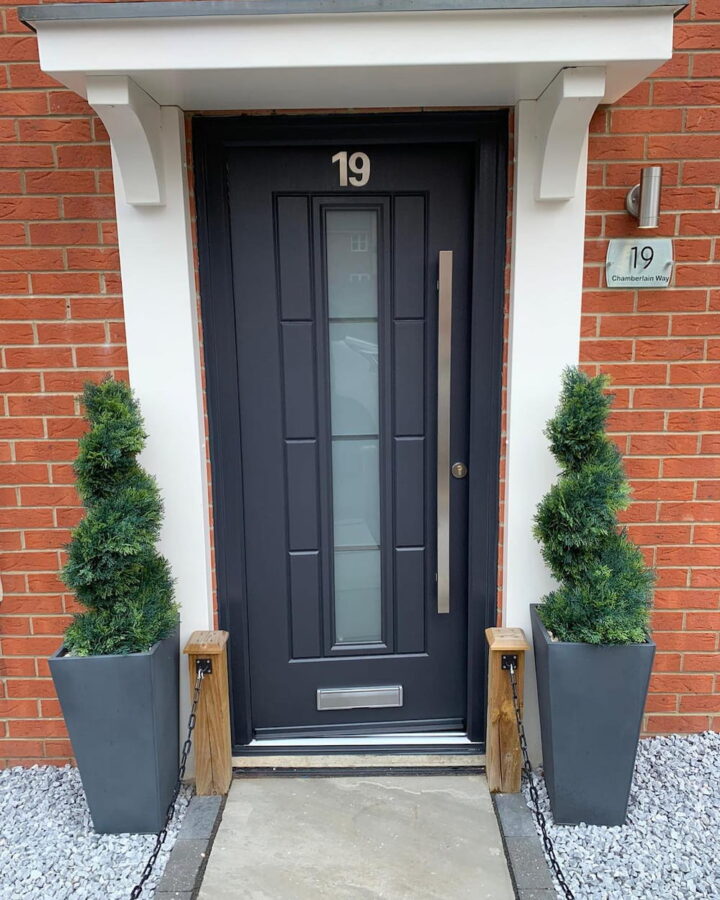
[196,773,515,899]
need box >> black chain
[507,663,575,900]
[129,668,205,900]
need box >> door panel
[194,113,507,747]
[228,142,471,734]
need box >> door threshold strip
[247,732,476,748]
[234,764,486,778]
[233,733,485,768]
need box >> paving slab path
[198,774,514,899]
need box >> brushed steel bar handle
[437,250,453,614]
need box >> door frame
[193,111,508,753]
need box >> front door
[195,114,506,747]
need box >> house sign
[606,238,673,289]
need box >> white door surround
[22,0,679,757]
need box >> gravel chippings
[0,765,191,900]
[525,732,720,900]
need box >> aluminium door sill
[233,732,486,768]
[249,732,475,748]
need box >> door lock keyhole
[451,462,468,479]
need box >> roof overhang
[21,1,680,111]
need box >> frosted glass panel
[329,321,379,436]
[334,549,382,644]
[326,210,378,318]
[332,439,380,549]
[326,208,382,644]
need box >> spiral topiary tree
[62,378,179,656]
[533,367,654,645]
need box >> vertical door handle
[436,250,453,614]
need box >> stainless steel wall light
[625,166,663,229]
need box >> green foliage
[533,368,653,645]
[62,379,179,656]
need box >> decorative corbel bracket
[86,75,164,207]
[536,67,606,202]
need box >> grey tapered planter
[49,631,179,834]
[531,605,654,826]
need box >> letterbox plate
[317,685,403,711]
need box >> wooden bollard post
[183,630,232,796]
[485,626,530,793]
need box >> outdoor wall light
[625,166,663,229]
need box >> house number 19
[331,151,371,187]
[630,245,654,269]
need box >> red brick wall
[1,4,126,766]
[581,0,720,734]
[0,0,717,766]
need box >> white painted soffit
[26,6,678,111]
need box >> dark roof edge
[18,0,686,30]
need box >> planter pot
[531,605,654,826]
[49,631,179,834]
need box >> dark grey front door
[195,114,506,746]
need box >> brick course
[0,0,718,764]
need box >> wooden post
[485,626,530,794]
[183,630,232,796]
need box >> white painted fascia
[504,98,592,759]
[110,108,214,760]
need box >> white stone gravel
[0,765,190,900]
[525,732,720,900]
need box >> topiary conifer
[533,367,653,645]
[62,379,179,656]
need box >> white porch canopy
[22,0,679,755]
